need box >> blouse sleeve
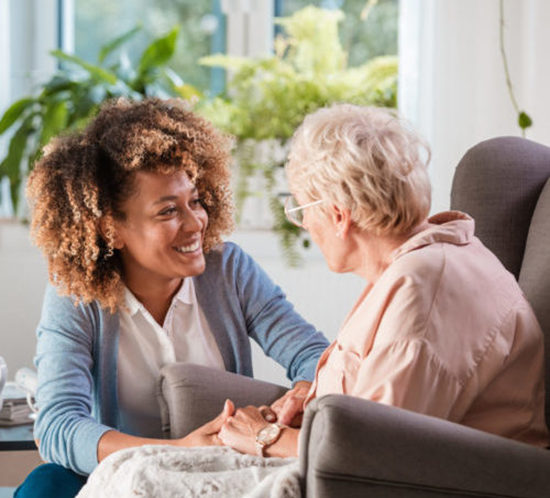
[33,284,113,475]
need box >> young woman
[15,98,328,497]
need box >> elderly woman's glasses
[284,196,324,227]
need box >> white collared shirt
[117,277,225,437]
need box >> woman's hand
[179,399,235,447]
[218,405,269,455]
[268,381,311,427]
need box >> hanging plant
[499,0,532,137]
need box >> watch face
[257,424,281,445]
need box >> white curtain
[398,0,550,213]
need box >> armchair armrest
[299,395,550,498]
[158,363,288,438]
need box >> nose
[181,207,204,232]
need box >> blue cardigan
[34,242,328,475]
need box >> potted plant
[0,25,199,217]
[197,6,398,264]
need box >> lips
[174,240,201,254]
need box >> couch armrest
[158,363,289,438]
[299,395,550,498]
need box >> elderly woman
[217,104,549,458]
[15,98,328,498]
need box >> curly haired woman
[15,98,328,498]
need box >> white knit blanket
[77,445,300,498]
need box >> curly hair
[27,98,235,312]
[286,104,431,236]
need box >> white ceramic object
[0,356,7,411]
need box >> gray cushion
[158,363,288,438]
[301,395,550,498]
[451,136,550,279]
[519,178,550,428]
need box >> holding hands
[197,382,310,457]
[189,382,309,456]
[181,399,235,447]
[268,380,311,427]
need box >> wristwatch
[255,423,283,456]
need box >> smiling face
[112,170,208,292]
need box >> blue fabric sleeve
[33,285,113,476]
[227,243,329,382]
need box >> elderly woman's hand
[268,381,311,427]
[180,399,235,447]
[218,405,270,455]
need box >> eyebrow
[153,187,198,205]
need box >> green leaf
[199,54,249,70]
[41,74,80,97]
[518,111,533,130]
[137,26,179,77]
[51,50,118,84]
[173,83,202,101]
[0,97,35,134]
[0,117,35,210]
[98,24,142,64]
[39,101,69,146]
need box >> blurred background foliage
[0,25,191,214]
[74,0,217,91]
[0,0,398,261]
[197,4,398,262]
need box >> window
[278,0,398,65]
[72,0,225,92]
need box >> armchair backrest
[450,136,550,428]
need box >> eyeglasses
[284,196,324,227]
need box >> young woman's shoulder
[40,283,113,337]
[203,242,258,275]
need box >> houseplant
[198,6,398,263]
[0,25,198,216]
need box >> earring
[335,229,343,239]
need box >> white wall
[0,223,48,378]
[399,0,550,213]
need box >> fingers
[259,405,277,423]
[277,394,306,426]
[203,399,236,432]
[223,399,235,416]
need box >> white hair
[286,104,432,235]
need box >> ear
[98,215,124,250]
[328,204,352,240]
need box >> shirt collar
[391,210,475,261]
[123,278,195,316]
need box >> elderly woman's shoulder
[389,243,448,282]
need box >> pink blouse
[306,211,549,447]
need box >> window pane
[74,0,222,91]
[279,0,398,66]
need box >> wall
[399,0,550,213]
[0,223,48,378]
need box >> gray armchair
[159,137,550,497]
